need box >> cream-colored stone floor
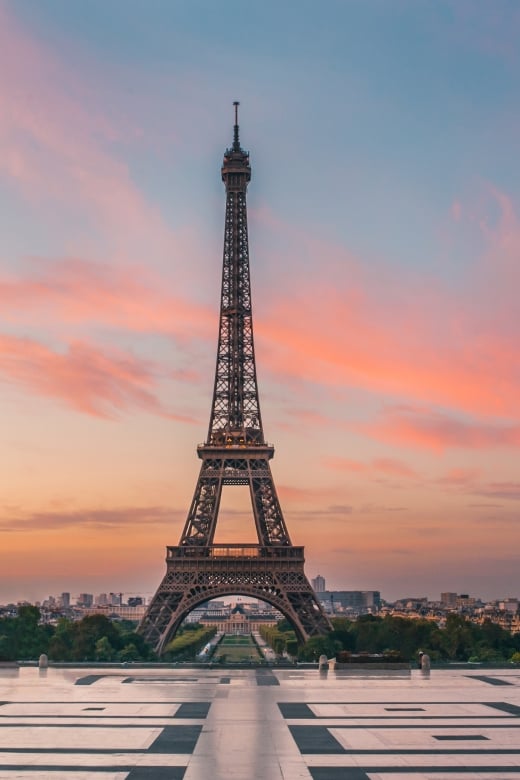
[0,666,519,779]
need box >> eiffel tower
[139,104,332,655]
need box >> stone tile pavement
[1,665,520,779]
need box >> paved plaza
[1,665,520,779]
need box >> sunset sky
[1,1,519,605]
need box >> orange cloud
[472,482,520,501]
[0,333,194,420]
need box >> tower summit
[139,105,332,655]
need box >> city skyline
[5,583,519,612]
[2,2,520,604]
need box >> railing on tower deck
[197,441,274,449]
[166,544,304,560]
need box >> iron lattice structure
[139,105,332,655]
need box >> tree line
[0,606,153,662]
[268,614,520,664]
[2,608,520,664]
[0,606,220,663]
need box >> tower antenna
[233,100,240,150]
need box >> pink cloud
[436,467,481,486]
[325,457,369,473]
[325,455,418,479]
[363,406,520,452]
[253,187,520,424]
[0,333,193,420]
[0,5,188,269]
[371,457,418,478]
[451,200,462,222]
[0,257,213,338]
[277,484,333,503]
[281,407,335,428]
[258,279,519,421]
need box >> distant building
[457,594,476,608]
[441,592,458,608]
[199,602,280,635]
[499,598,519,613]
[77,593,93,607]
[81,604,146,620]
[319,590,381,614]
[312,575,326,593]
[60,593,70,608]
[399,597,428,610]
[184,608,207,624]
[363,591,380,609]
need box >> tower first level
[141,545,330,656]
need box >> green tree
[72,615,120,661]
[14,606,52,660]
[163,626,216,660]
[330,618,355,651]
[116,626,154,661]
[441,614,476,661]
[94,636,116,661]
[298,634,341,661]
[0,620,16,661]
[273,636,285,656]
[285,638,299,657]
[475,619,516,661]
[118,643,141,662]
[17,606,40,625]
[48,618,76,661]
[354,615,384,653]
[276,619,294,633]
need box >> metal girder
[179,451,292,548]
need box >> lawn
[212,633,263,662]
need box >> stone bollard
[38,653,48,669]
[318,654,329,672]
